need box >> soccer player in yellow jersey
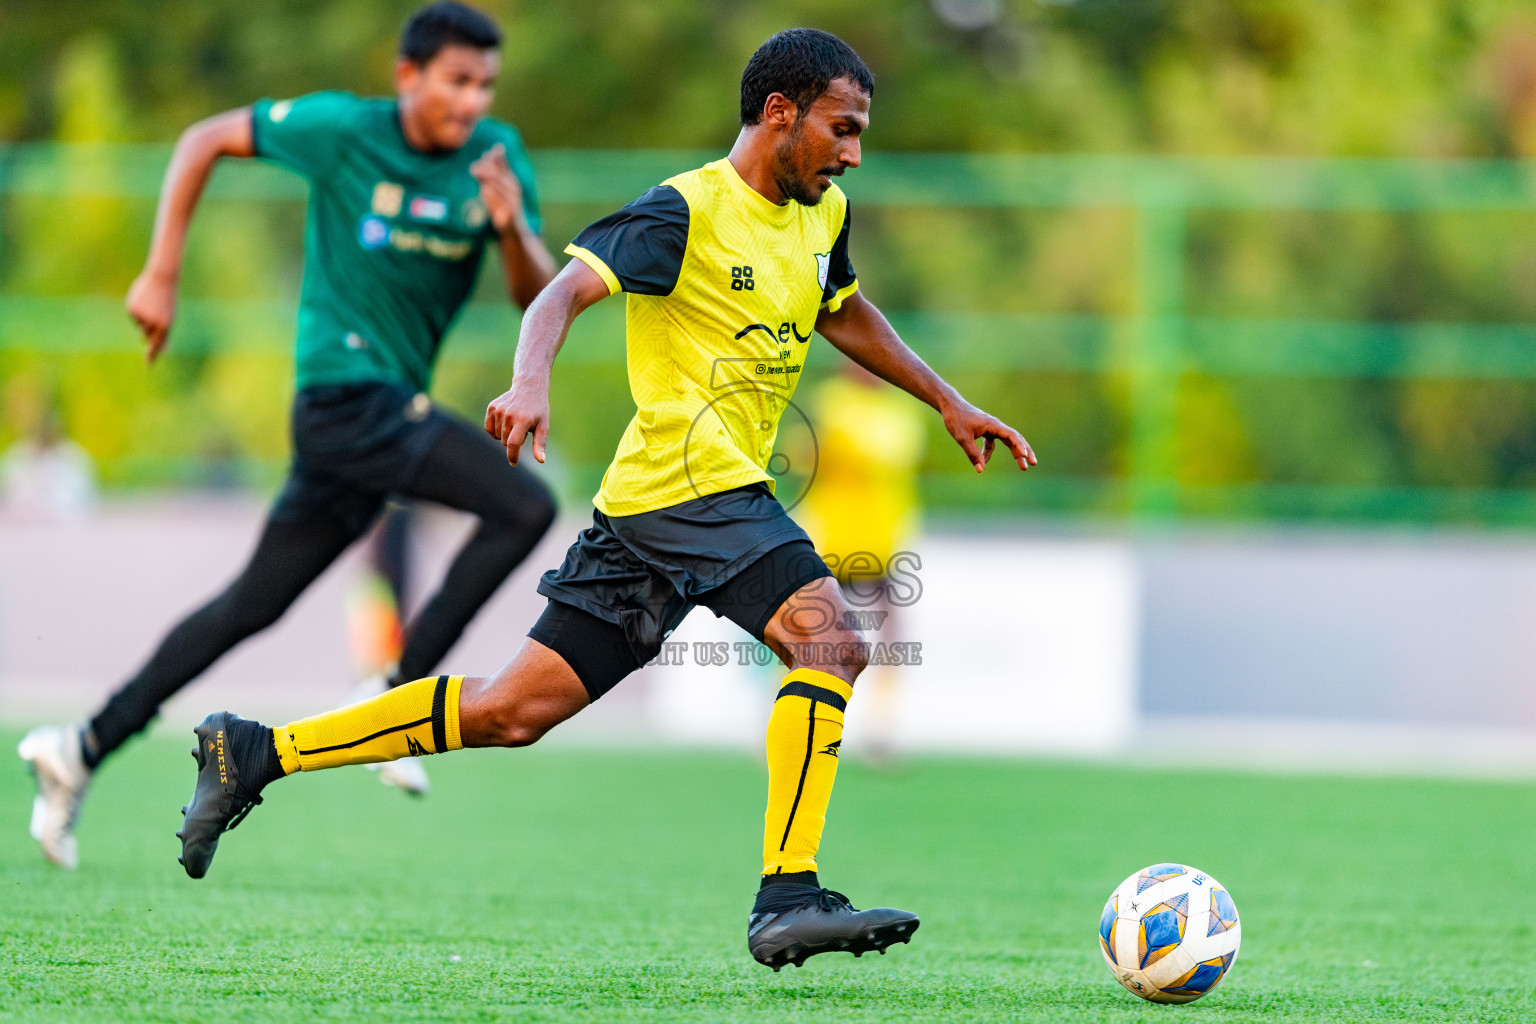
[798,362,928,760]
[177,28,1036,970]
[802,364,927,567]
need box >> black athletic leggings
[86,417,555,764]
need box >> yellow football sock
[272,675,463,775]
[762,668,853,877]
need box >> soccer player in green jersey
[19,2,559,869]
[177,28,1036,969]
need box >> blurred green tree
[4,0,1536,521]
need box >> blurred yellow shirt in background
[797,372,927,568]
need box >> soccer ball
[1097,863,1241,1004]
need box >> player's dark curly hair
[740,29,874,126]
[399,1,502,64]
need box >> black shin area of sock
[753,881,826,915]
[228,717,284,798]
[761,871,819,890]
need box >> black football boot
[748,881,920,970]
[176,712,277,879]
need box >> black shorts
[270,382,450,535]
[529,484,832,700]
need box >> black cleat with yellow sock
[747,877,919,970]
[177,677,459,877]
[177,712,282,879]
[750,671,920,968]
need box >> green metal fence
[5,145,1536,524]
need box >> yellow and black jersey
[566,157,858,516]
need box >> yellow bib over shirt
[565,158,858,517]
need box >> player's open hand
[485,378,550,466]
[470,143,526,235]
[126,269,177,364]
[942,399,1037,473]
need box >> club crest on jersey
[371,182,404,218]
[409,195,449,223]
[814,252,830,290]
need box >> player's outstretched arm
[127,108,255,364]
[484,258,611,465]
[471,143,557,309]
[816,291,1037,473]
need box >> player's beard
[772,120,835,206]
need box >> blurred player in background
[345,502,428,793]
[176,28,1035,969]
[347,506,414,697]
[0,380,99,524]
[796,361,926,761]
[18,1,557,868]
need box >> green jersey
[251,91,541,391]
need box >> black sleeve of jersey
[570,185,690,295]
[822,202,857,303]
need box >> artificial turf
[1,731,1533,1023]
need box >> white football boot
[376,755,431,796]
[17,723,91,869]
[348,676,431,797]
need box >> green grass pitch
[2,730,1534,1022]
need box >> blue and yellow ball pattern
[1137,892,1188,968]
[1098,863,1242,1004]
